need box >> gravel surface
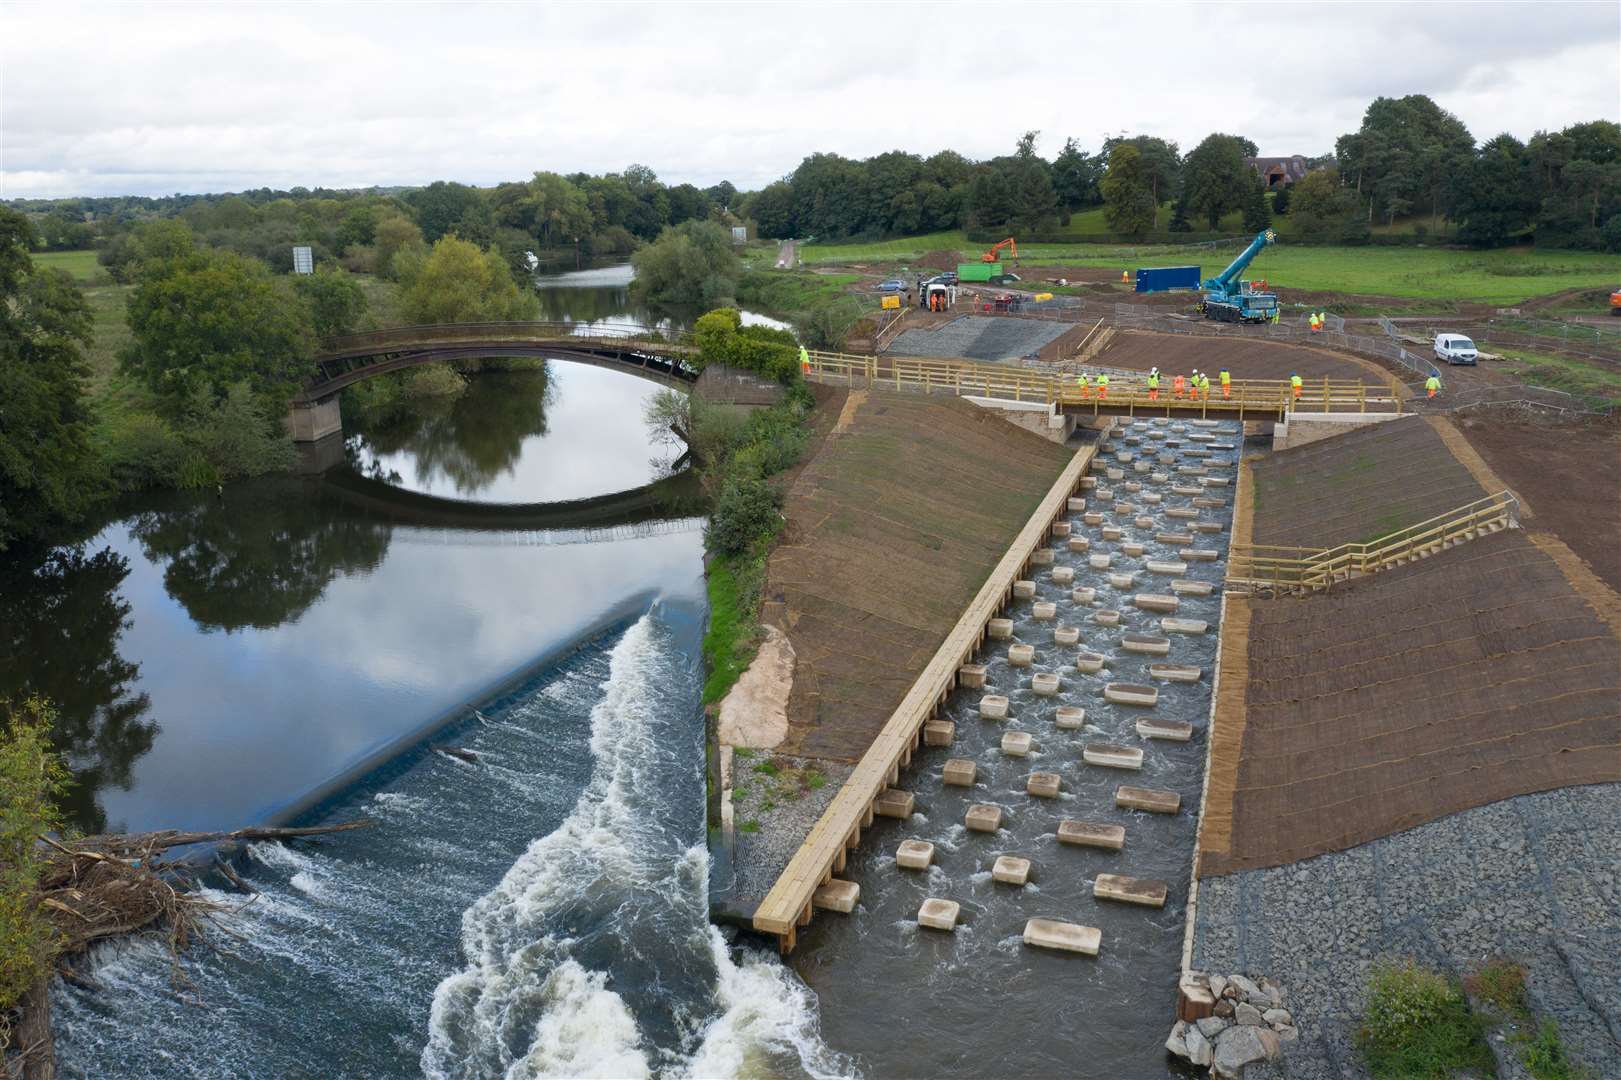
[728,753,854,904]
[889,315,1074,361]
[1193,782,1621,1078]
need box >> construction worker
[799,344,810,375]
[1271,309,1281,326]
[1173,372,1187,398]
[1290,372,1304,400]
[1096,372,1110,400]
[1076,371,1092,399]
[1121,269,1129,284]
[1219,368,1231,398]
[1198,372,1211,400]
[1425,372,1442,399]
[1190,369,1201,400]
[1147,367,1160,401]
[1308,313,1321,332]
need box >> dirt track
[1098,330,1399,387]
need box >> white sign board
[292,246,314,274]
[731,226,748,244]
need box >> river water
[10,263,1226,1077]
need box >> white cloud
[2,0,1615,198]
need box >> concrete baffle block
[1092,609,1121,627]
[1080,476,1098,490]
[1008,644,1036,667]
[1084,742,1145,770]
[1151,471,1170,483]
[1125,481,1143,493]
[1089,553,1112,570]
[1193,496,1226,509]
[1161,617,1210,634]
[965,803,1004,833]
[1103,682,1159,707]
[1027,771,1061,798]
[1134,593,1180,613]
[1071,586,1097,604]
[1067,496,1087,512]
[875,788,915,819]
[1000,731,1032,757]
[1067,536,1091,553]
[1106,467,1125,480]
[812,879,860,913]
[993,855,1032,885]
[1032,602,1058,621]
[958,663,988,688]
[1055,706,1087,730]
[1193,521,1224,534]
[917,898,960,931]
[987,617,1014,640]
[1053,625,1080,646]
[1149,664,1201,683]
[1107,572,1136,590]
[1136,718,1194,742]
[980,694,1010,720]
[1121,633,1171,655]
[1142,492,1163,505]
[1164,507,1199,520]
[1051,566,1075,585]
[1013,579,1037,599]
[1171,484,1201,496]
[942,758,978,787]
[1132,515,1154,529]
[1029,548,1055,566]
[1076,651,1107,674]
[1170,580,1214,596]
[1032,672,1061,696]
[1057,819,1126,850]
[1184,550,1220,563]
[1146,560,1188,576]
[1101,526,1124,541]
[1116,786,1181,814]
[1024,919,1101,955]
[1051,521,1072,538]
[896,839,935,870]
[1201,476,1230,487]
[1121,542,1146,557]
[1094,873,1169,908]
[1083,512,1105,526]
[924,720,957,746]
[1096,489,1114,502]
[1156,532,1195,546]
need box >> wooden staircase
[1227,491,1521,593]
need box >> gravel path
[728,753,854,905]
[889,315,1074,362]
[1193,782,1621,1078]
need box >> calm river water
[8,264,1204,1077]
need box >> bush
[0,697,68,1012]
[1522,1018,1592,1080]
[705,476,780,558]
[1357,960,1492,1079]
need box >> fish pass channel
[796,418,1239,1079]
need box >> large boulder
[1234,1002,1265,1027]
[1185,1023,1213,1068]
[1166,1020,1190,1060]
[1212,1025,1270,1078]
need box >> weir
[753,415,1241,963]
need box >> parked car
[936,270,959,285]
[1433,333,1479,365]
[874,279,908,292]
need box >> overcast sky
[2,1,1616,200]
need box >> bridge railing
[1227,490,1520,590]
[322,321,693,355]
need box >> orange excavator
[981,237,1018,263]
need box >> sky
[2,0,1617,200]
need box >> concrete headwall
[963,396,1076,443]
[1271,411,1400,451]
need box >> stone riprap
[887,315,1074,363]
[1192,783,1621,1079]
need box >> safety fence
[1226,490,1520,591]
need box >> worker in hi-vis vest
[1425,373,1441,399]
[1190,370,1201,400]
[1308,313,1320,331]
[1173,373,1187,398]
[799,344,810,374]
[1219,368,1231,398]
[1198,372,1211,400]
[1097,372,1110,400]
[1147,368,1160,401]
[1290,372,1304,399]
[1076,372,1092,398]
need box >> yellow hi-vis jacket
[1219,371,1230,386]
[1097,374,1109,387]
[1425,375,1441,392]
[1290,375,1304,389]
[1146,373,1159,388]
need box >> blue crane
[1201,229,1279,322]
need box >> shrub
[1464,957,1528,1015]
[1357,960,1492,1079]
[1522,1018,1592,1080]
[0,697,68,1012]
[705,476,780,558]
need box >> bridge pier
[285,395,342,444]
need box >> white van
[1434,333,1479,365]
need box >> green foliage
[751,761,780,777]
[1357,960,1493,1079]
[0,696,69,1011]
[1465,957,1529,1015]
[405,180,492,244]
[631,220,742,306]
[690,306,799,381]
[1183,133,1256,230]
[706,476,781,558]
[1522,1019,1592,1080]
[1288,168,1368,243]
[701,553,763,704]
[805,769,826,789]
[373,214,427,280]
[100,382,296,490]
[397,235,540,325]
[737,819,760,833]
[1242,182,1272,233]
[0,209,107,551]
[1100,144,1158,237]
[292,265,368,340]
[1272,184,1292,216]
[121,234,317,408]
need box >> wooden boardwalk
[752,443,1098,949]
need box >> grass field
[31,249,104,281]
[1495,347,1621,409]
[799,232,1619,304]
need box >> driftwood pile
[4,820,369,1080]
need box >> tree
[0,209,106,551]
[397,236,541,324]
[705,181,738,210]
[1242,181,1272,232]
[1271,184,1291,216]
[373,213,426,279]
[1289,168,1365,242]
[405,180,492,244]
[292,265,367,340]
[1183,133,1256,229]
[1335,95,1474,229]
[1099,144,1157,236]
[1454,135,1537,248]
[630,220,741,306]
[1052,138,1101,216]
[121,242,317,408]
[0,696,68,1014]
[1102,135,1180,227]
[748,182,796,238]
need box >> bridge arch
[288,321,698,442]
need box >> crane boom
[1204,229,1275,291]
[981,237,1018,263]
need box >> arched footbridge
[287,321,698,442]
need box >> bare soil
[1098,330,1398,387]
[1454,414,1621,593]
[1203,528,1621,876]
[763,393,1072,762]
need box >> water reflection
[0,547,156,834]
[346,367,556,496]
[127,481,392,633]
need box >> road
[775,239,796,269]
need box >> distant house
[1246,156,1310,189]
